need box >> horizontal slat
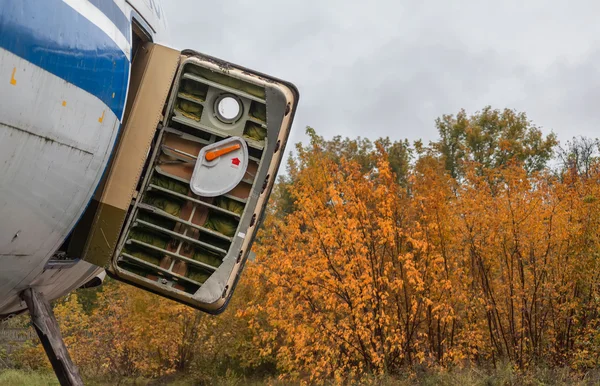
[127,239,219,272]
[247,115,267,128]
[134,219,228,255]
[241,136,265,151]
[161,145,197,163]
[137,202,233,242]
[183,72,266,103]
[147,182,242,218]
[154,166,191,185]
[163,126,213,145]
[178,92,205,104]
[248,154,261,163]
[223,194,247,204]
[120,253,205,285]
[172,115,265,151]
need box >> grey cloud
[518,51,600,140]
[161,0,600,160]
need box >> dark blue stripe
[88,0,131,43]
[0,0,130,120]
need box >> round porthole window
[214,94,243,123]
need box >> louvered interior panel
[114,61,266,295]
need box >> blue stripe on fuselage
[89,0,131,43]
[0,0,130,120]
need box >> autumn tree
[247,134,449,381]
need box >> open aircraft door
[68,43,299,314]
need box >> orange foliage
[245,138,600,381]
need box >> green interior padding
[204,213,239,237]
[128,229,169,250]
[126,248,162,267]
[180,79,208,101]
[150,175,190,195]
[142,194,184,217]
[137,212,176,230]
[186,267,211,283]
[177,100,203,121]
[193,247,223,268]
[250,102,267,122]
[244,122,267,141]
[118,260,155,278]
[214,196,245,215]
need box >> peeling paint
[10,67,16,85]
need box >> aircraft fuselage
[0,0,167,316]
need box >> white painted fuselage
[0,0,169,316]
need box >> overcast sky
[163,0,599,157]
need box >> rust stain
[10,67,16,86]
[62,101,67,107]
[98,110,105,123]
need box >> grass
[0,369,60,386]
[358,364,600,386]
[3,366,600,386]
